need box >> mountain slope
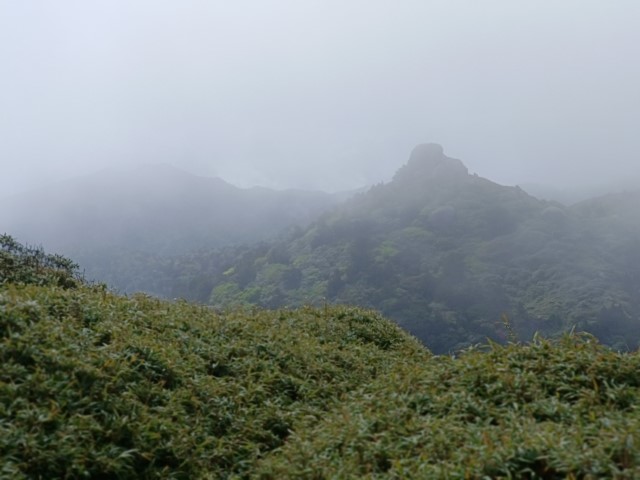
[2,237,640,478]
[0,164,350,293]
[0,164,345,254]
[203,144,640,353]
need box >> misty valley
[2,144,640,477]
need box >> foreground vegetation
[2,236,640,478]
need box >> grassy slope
[2,280,640,479]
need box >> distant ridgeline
[147,144,640,354]
[0,163,348,291]
[3,144,640,354]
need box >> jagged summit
[393,143,469,185]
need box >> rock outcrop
[393,143,469,186]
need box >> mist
[1,1,639,197]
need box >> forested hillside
[5,146,639,354]
[0,164,350,290]
[2,236,640,478]
[150,144,640,353]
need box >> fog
[1,1,639,197]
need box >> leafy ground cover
[258,335,640,479]
[2,236,640,478]
[0,276,427,479]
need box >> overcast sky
[1,1,639,196]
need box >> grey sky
[1,1,639,196]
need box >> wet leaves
[1,280,640,478]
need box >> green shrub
[0,234,81,288]
[2,238,640,478]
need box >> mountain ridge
[193,145,640,353]
[4,146,639,354]
[0,162,352,257]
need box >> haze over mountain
[0,164,353,289]
[125,144,640,353]
[6,143,638,354]
[3,2,640,476]
[0,164,350,254]
[2,2,639,197]
[519,181,640,206]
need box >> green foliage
[36,155,640,356]
[0,234,81,289]
[258,335,640,478]
[0,276,425,478]
[2,274,640,477]
[4,151,640,476]
[164,165,640,354]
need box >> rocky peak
[393,143,469,185]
